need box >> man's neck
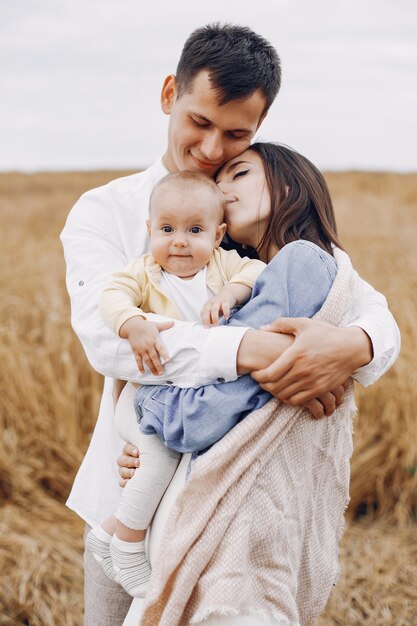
[162,152,177,173]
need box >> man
[61,23,400,626]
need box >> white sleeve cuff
[348,319,397,387]
[197,325,250,386]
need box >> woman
[119,143,363,625]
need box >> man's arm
[60,186,250,386]
[60,186,147,381]
[252,277,400,404]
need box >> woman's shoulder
[273,240,337,280]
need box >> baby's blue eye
[191,226,202,234]
[162,226,173,233]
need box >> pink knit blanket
[140,249,362,626]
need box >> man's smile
[190,153,223,171]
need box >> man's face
[161,70,267,178]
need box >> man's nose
[200,131,224,162]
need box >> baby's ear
[215,223,227,248]
[146,220,151,238]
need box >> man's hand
[119,316,174,376]
[252,317,373,408]
[117,443,140,488]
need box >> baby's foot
[110,535,151,598]
[85,527,118,582]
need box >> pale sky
[1,0,416,171]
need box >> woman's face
[216,149,271,249]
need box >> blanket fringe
[190,605,296,625]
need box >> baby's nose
[173,237,187,247]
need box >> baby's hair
[149,171,225,219]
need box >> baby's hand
[200,289,237,327]
[119,317,174,375]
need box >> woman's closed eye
[233,169,249,180]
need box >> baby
[86,171,265,597]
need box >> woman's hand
[301,382,350,419]
[117,443,140,488]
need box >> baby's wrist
[119,315,147,339]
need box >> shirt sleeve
[348,277,401,386]
[60,191,244,385]
[60,187,146,381]
[99,259,147,336]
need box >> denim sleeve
[136,241,337,453]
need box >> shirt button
[217,377,225,383]
[165,380,173,385]
[78,280,84,286]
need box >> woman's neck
[256,242,279,264]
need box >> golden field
[0,169,416,625]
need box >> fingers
[117,443,140,467]
[315,392,337,416]
[135,341,171,376]
[142,349,164,376]
[302,399,325,419]
[135,354,145,375]
[261,316,308,335]
[221,302,231,320]
[332,384,346,407]
[200,301,216,327]
[117,444,140,487]
[155,321,175,332]
[201,301,228,327]
[154,338,171,365]
[251,348,294,389]
[119,466,135,480]
[210,303,221,326]
[117,453,139,469]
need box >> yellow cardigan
[99,248,265,336]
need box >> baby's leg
[87,384,180,597]
[113,383,180,597]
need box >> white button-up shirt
[60,158,400,527]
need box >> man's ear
[161,75,178,115]
[146,219,152,238]
[214,223,228,248]
[256,110,268,130]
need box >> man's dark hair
[176,23,281,113]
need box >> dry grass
[0,170,416,625]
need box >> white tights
[114,383,181,530]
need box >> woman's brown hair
[249,142,344,257]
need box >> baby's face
[147,183,226,278]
